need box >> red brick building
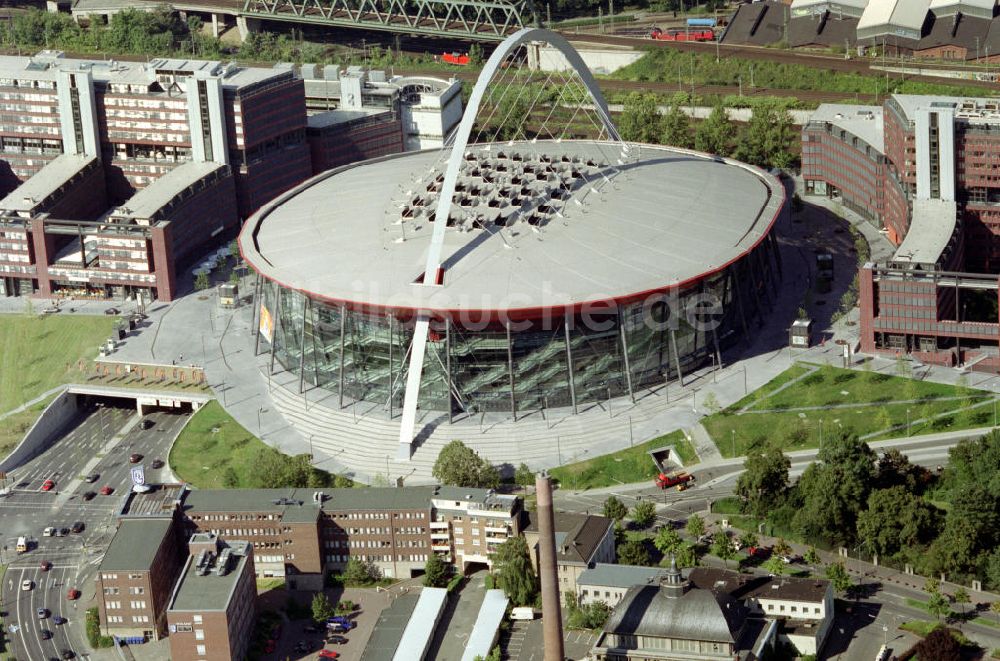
[803,94,1000,370]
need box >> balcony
[430,520,449,530]
[485,526,511,535]
[430,531,450,540]
[431,543,451,552]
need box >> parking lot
[0,403,191,661]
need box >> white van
[15,536,27,553]
[510,607,537,620]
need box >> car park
[41,480,54,492]
[82,491,96,501]
[21,580,32,591]
[129,453,143,464]
[42,527,55,537]
[99,485,114,496]
[71,521,84,534]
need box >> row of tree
[223,447,353,489]
[735,429,1000,587]
[617,92,798,169]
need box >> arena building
[239,29,786,464]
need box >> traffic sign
[130,466,145,486]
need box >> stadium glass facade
[253,233,780,417]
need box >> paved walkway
[687,424,720,462]
[0,385,66,422]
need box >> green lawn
[704,363,993,457]
[549,430,698,490]
[168,401,270,488]
[0,395,55,461]
[0,315,115,411]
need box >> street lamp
[906,408,911,436]
[819,419,824,448]
[731,429,736,457]
[257,406,264,434]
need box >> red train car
[442,52,470,65]
[650,27,715,41]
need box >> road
[0,405,191,661]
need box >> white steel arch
[397,28,622,457]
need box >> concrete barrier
[0,389,80,475]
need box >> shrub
[85,607,115,648]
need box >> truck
[654,472,695,490]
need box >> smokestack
[535,472,564,661]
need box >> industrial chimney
[535,472,565,661]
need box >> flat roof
[182,486,441,517]
[307,108,393,129]
[393,588,448,661]
[359,593,420,661]
[0,154,96,215]
[168,541,251,611]
[119,161,225,222]
[241,141,784,315]
[100,518,173,572]
[578,563,668,588]
[809,104,884,151]
[460,589,509,661]
[119,483,186,518]
[892,198,957,265]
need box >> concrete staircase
[266,369,689,485]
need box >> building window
[196,644,207,656]
[193,615,203,624]
[195,629,205,640]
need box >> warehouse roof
[242,141,784,315]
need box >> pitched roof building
[522,511,615,594]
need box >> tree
[653,527,683,556]
[701,391,721,414]
[342,558,381,586]
[618,538,652,566]
[763,556,786,576]
[675,542,700,568]
[824,561,853,595]
[711,531,736,569]
[311,592,336,623]
[686,514,705,540]
[856,486,942,558]
[913,627,961,661]
[953,587,970,620]
[631,500,657,529]
[990,600,1000,618]
[618,93,663,144]
[738,531,759,550]
[229,239,240,259]
[803,547,820,566]
[694,103,736,156]
[661,102,691,149]
[876,448,927,492]
[194,271,210,291]
[928,590,951,622]
[792,431,877,546]
[735,445,790,518]
[423,553,450,588]
[773,538,792,558]
[492,536,538,606]
[733,99,796,169]
[514,463,534,489]
[432,441,500,489]
[472,647,501,661]
[603,496,628,522]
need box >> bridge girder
[241,0,538,41]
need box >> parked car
[54,528,68,537]
[99,485,114,496]
[71,522,84,534]
[104,307,120,316]
[42,527,55,537]
[66,589,80,601]
[150,459,164,469]
[21,580,32,591]
[84,473,99,483]
[318,651,340,659]
[41,480,54,492]
[82,491,96,501]
[129,453,143,464]
[327,635,348,645]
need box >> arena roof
[242,141,784,317]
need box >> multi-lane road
[0,404,191,661]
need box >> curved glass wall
[254,232,779,416]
